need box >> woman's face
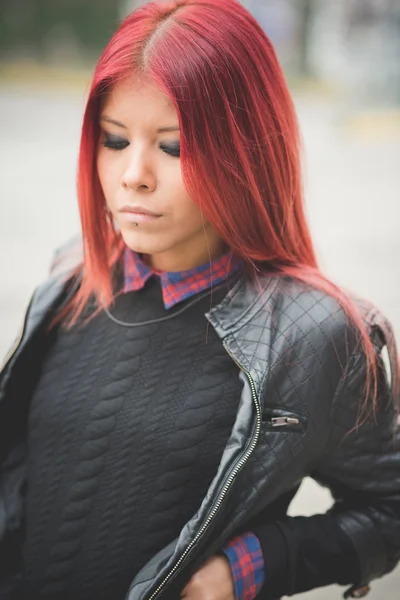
[97,75,226,271]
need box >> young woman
[0,1,399,599]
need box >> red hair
[68,0,397,412]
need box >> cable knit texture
[23,278,241,600]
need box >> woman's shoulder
[253,274,395,380]
[251,272,384,338]
[217,272,376,340]
[219,272,394,375]
[228,274,396,405]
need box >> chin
[120,229,169,256]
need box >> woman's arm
[250,339,400,599]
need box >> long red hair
[67,0,397,412]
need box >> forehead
[102,74,177,121]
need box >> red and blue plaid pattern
[223,532,265,600]
[123,249,242,308]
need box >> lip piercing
[134,223,139,227]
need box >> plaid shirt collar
[123,248,242,309]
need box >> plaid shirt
[123,248,243,308]
[123,249,265,599]
[223,533,265,600]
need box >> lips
[118,205,162,224]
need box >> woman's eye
[160,143,180,158]
[102,134,129,151]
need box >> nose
[121,146,157,193]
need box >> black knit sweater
[22,278,242,600]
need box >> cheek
[172,194,205,230]
[164,167,199,219]
[97,164,123,216]
[97,151,119,195]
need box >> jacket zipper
[270,416,300,427]
[143,341,262,600]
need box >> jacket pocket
[262,407,307,433]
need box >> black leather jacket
[0,238,399,600]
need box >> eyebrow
[100,115,180,133]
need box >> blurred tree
[0,0,120,63]
[295,0,315,76]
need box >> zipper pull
[270,416,300,427]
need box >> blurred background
[1,1,399,598]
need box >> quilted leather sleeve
[312,319,400,586]
[251,311,400,599]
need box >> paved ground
[0,82,399,599]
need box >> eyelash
[101,135,180,158]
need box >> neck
[146,241,229,273]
